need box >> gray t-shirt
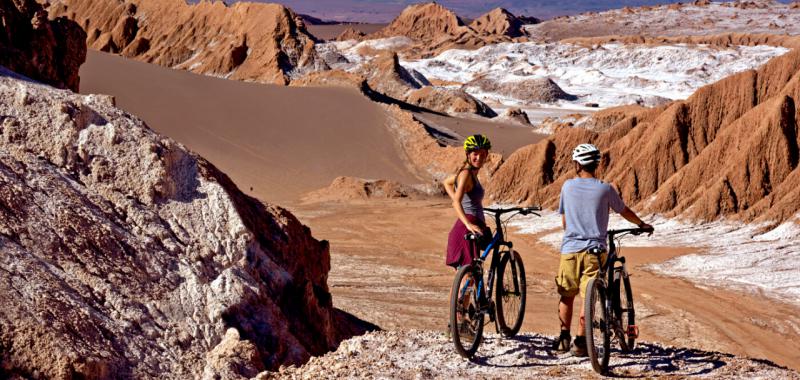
[558,178,626,253]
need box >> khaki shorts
[555,250,607,298]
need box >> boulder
[0,67,370,378]
[0,0,86,91]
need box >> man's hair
[579,161,599,173]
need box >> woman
[444,134,492,268]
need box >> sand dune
[79,50,420,202]
[413,111,546,157]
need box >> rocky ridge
[306,50,497,117]
[302,176,434,202]
[364,3,528,58]
[0,68,367,378]
[0,0,86,91]
[527,0,800,42]
[562,33,800,50]
[47,0,323,85]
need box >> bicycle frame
[598,228,641,287]
[462,207,536,309]
[598,229,647,342]
[472,212,510,304]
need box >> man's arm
[562,213,566,230]
[620,207,652,230]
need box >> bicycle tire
[585,277,611,374]
[619,272,636,351]
[495,251,526,337]
[450,264,484,358]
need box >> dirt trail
[289,199,800,371]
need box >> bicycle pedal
[627,325,639,339]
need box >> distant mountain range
[210,0,791,22]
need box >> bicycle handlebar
[483,206,542,216]
[608,226,654,237]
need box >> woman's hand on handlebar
[467,222,484,235]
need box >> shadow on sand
[465,334,784,377]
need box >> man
[552,143,653,356]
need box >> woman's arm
[452,170,483,234]
[443,174,456,200]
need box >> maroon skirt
[446,214,490,268]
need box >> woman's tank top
[457,170,485,222]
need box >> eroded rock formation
[48,0,323,84]
[369,2,470,41]
[366,3,528,58]
[487,49,800,228]
[466,76,576,104]
[469,8,524,38]
[335,27,366,42]
[353,51,495,117]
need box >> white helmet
[572,143,601,165]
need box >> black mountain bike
[450,206,541,359]
[584,227,654,374]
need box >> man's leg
[570,250,604,357]
[579,298,586,334]
[554,253,580,351]
[552,295,574,350]
[559,295,574,331]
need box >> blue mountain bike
[449,206,541,358]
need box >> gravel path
[264,330,799,379]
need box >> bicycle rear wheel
[450,264,484,358]
[618,272,636,351]
[585,277,611,374]
[495,250,526,337]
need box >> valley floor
[289,199,800,372]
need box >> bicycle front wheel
[495,251,526,337]
[585,277,611,374]
[450,264,484,358]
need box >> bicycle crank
[627,325,639,339]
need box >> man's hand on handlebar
[638,223,654,235]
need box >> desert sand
[413,111,548,156]
[79,50,419,202]
[306,23,386,41]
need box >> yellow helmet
[463,134,492,152]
